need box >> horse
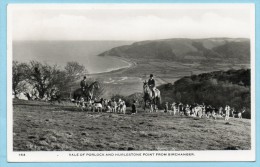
[73,81,100,103]
[143,81,161,112]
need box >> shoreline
[89,56,136,76]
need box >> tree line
[12,61,88,99]
[158,69,251,118]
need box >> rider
[80,76,88,92]
[148,74,156,97]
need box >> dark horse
[143,81,161,112]
[73,81,100,102]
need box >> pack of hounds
[75,96,246,120]
[75,97,127,114]
[164,102,246,120]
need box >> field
[13,99,251,151]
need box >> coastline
[89,56,136,76]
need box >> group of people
[164,102,246,120]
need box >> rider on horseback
[80,76,88,92]
[148,74,156,97]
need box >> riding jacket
[80,80,88,89]
[148,78,155,88]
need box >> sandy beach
[89,56,137,77]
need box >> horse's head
[143,80,149,93]
[93,81,100,89]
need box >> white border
[7,3,256,162]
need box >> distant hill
[98,38,250,64]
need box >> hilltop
[98,38,250,64]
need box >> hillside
[13,99,251,151]
[157,69,251,118]
[98,38,250,64]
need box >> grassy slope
[13,99,251,151]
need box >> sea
[12,40,134,74]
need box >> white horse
[143,81,161,112]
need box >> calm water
[13,41,133,74]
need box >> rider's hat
[150,74,153,77]
[83,76,86,79]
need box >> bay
[12,40,134,74]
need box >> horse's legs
[144,100,146,112]
[154,98,156,112]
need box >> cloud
[11,7,252,40]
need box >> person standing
[131,100,137,114]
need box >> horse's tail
[157,96,161,105]
[156,90,161,105]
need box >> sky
[9,4,254,41]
